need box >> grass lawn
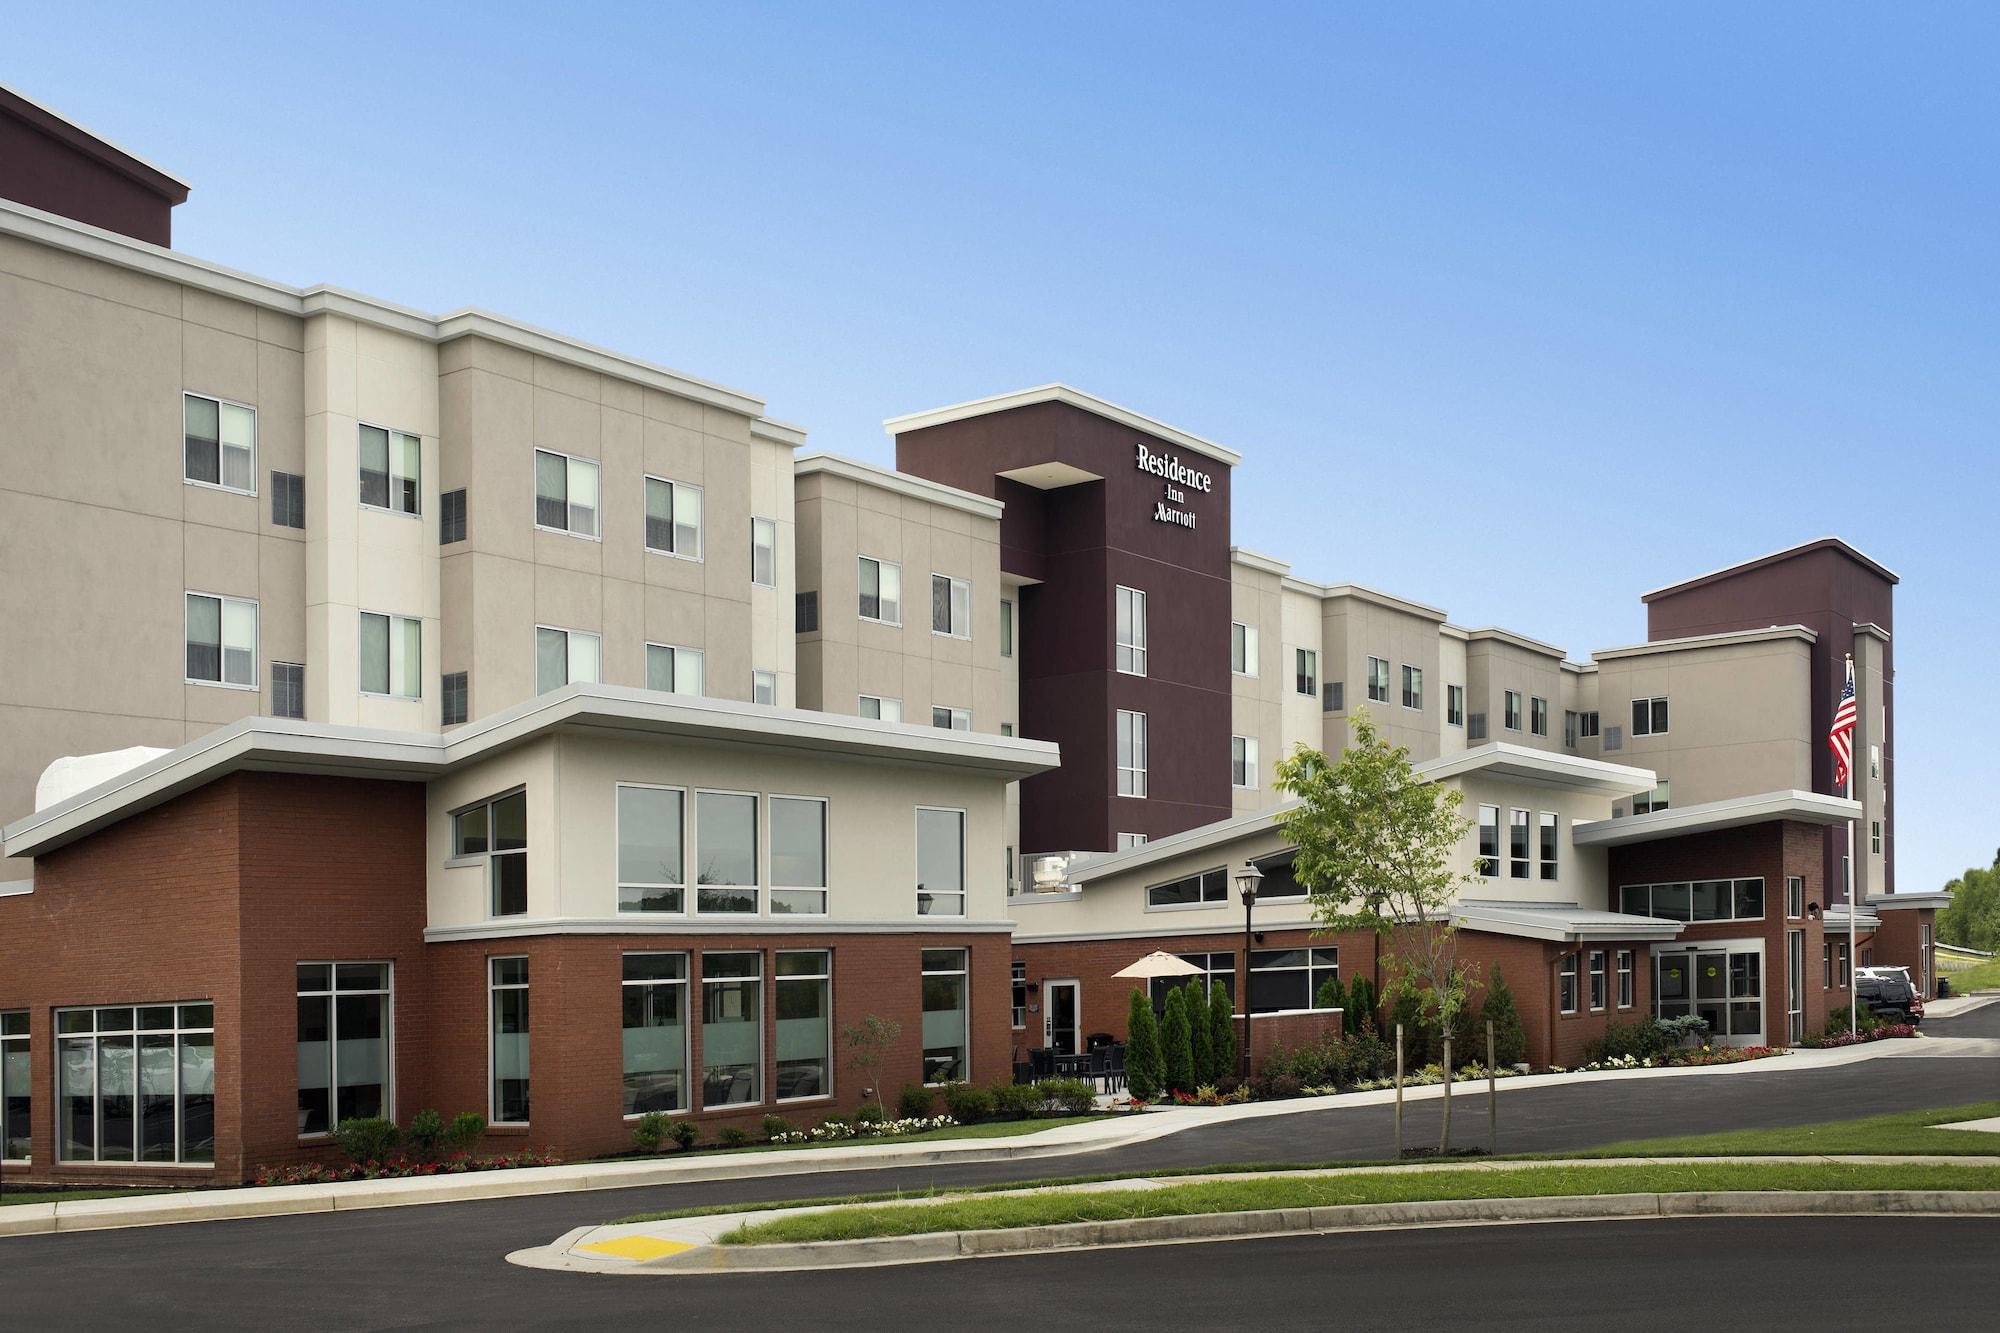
[0,1187,170,1207]
[593,1114,1108,1166]
[1554,1101,2000,1159]
[720,1161,2000,1245]
[1943,957,2000,992]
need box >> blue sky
[14,3,1996,891]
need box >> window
[1564,710,1577,747]
[1588,951,1607,1011]
[487,957,530,1124]
[1871,820,1883,855]
[533,449,598,538]
[1147,866,1228,909]
[1011,962,1028,1030]
[621,953,688,1115]
[1149,953,1233,1008]
[1366,656,1390,703]
[1401,664,1423,710]
[183,392,255,492]
[1115,586,1147,675]
[1530,696,1549,737]
[440,488,467,544]
[1000,600,1015,658]
[1117,832,1149,851]
[1869,745,1881,781]
[1632,781,1671,816]
[1787,875,1805,919]
[455,790,528,916]
[930,574,972,638]
[751,517,777,586]
[185,592,258,688]
[859,695,903,723]
[931,705,971,731]
[795,591,819,633]
[1476,805,1500,877]
[1001,723,1015,737]
[2,1011,28,1161]
[695,791,758,914]
[1618,879,1766,923]
[920,949,969,1084]
[771,796,828,915]
[617,784,684,913]
[1509,809,1530,878]
[1296,648,1318,696]
[1231,622,1258,676]
[441,671,468,726]
[1823,941,1833,988]
[1231,735,1259,789]
[1836,940,1851,988]
[1616,950,1635,1009]
[271,662,305,720]
[916,807,965,917]
[645,643,705,697]
[858,556,901,624]
[752,670,777,706]
[1504,691,1523,731]
[1631,697,1669,737]
[296,963,392,1137]
[359,425,420,515]
[1116,710,1148,796]
[1323,682,1344,712]
[776,951,831,1101]
[1446,685,1465,727]
[1579,711,1600,738]
[535,626,601,694]
[644,476,702,559]
[271,470,305,529]
[1539,811,1558,881]
[700,953,761,1107]
[1558,955,1578,1014]
[358,611,421,698]
[1249,947,1339,1014]
[58,1003,214,1163]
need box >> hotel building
[0,88,1944,1184]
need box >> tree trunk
[1439,1034,1453,1152]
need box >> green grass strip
[720,1162,2000,1245]
[0,1187,169,1208]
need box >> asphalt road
[0,1004,1994,1330]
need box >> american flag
[1829,657,1858,792]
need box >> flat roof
[0,81,191,195]
[1414,743,1657,798]
[1591,624,1817,663]
[795,452,1003,520]
[1453,901,1685,944]
[882,383,1244,467]
[1460,626,1570,660]
[1571,789,1861,847]
[1642,537,1900,602]
[3,686,1059,861]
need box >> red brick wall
[1453,934,1654,1070]
[1871,909,1936,995]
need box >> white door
[1043,980,1081,1056]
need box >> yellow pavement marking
[579,1235,697,1262]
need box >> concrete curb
[590,1190,2000,1274]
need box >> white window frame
[1000,599,1015,658]
[1509,808,1531,879]
[858,555,902,626]
[1633,780,1671,815]
[1871,820,1883,855]
[915,805,967,918]
[919,947,970,1086]
[700,951,764,1109]
[1231,734,1259,790]
[1115,585,1148,676]
[1446,684,1465,727]
[932,573,973,639]
[1504,690,1523,732]
[532,448,600,540]
[1231,621,1258,677]
[645,641,706,697]
[643,474,703,561]
[774,949,833,1104]
[859,695,903,723]
[1117,832,1149,851]
[752,670,777,706]
[54,1002,217,1165]
[1248,946,1341,1015]
[693,788,760,916]
[1632,696,1670,737]
[1011,962,1028,1030]
[1616,950,1635,1009]
[182,391,257,495]
[1530,696,1549,737]
[1145,866,1229,911]
[1,1010,27,1163]
[1476,804,1500,877]
[1116,709,1148,797]
[620,952,690,1118]
[751,516,777,587]
[1617,878,1767,924]
[295,962,395,1138]
[1295,648,1317,697]
[1588,950,1607,1011]
[357,609,422,699]
[454,787,529,917]
[183,591,259,690]
[931,705,971,731]
[616,781,686,914]
[1558,954,1579,1015]
[1366,656,1390,704]
[769,793,829,916]
[1538,810,1558,882]
[535,624,602,694]
[1787,875,1805,920]
[1401,664,1423,711]
[488,957,530,1126]
[358,423,421,517]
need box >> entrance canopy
[1453,900,1684,944]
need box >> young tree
[1481,963,1527,1067]
[1160,985,1194,1093]
[840,1014,902,1108]
[1209,982,1237,1086]
[1184,978,1217,1085]
[1316,973,1349,1017]
[1126,988,1165,1100]
[1277,710,1478,1151]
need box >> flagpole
[1845,653,1858,1040]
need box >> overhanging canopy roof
[1453,901,1685,944]
[1415,743,1657,798]
[1571,790,1860,847]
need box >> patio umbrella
[1112,950,1204,980]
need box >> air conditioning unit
[1030,855,1071,892]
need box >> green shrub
[1480,965,1528,1067]
[1161,986,1194,1092]
[445,1112,486,1153]
[1125,989,1165,1100]
[1031,1077,1096,1116]
[1183,978,1217,1085]
[668,1119,699,1151]
[855,1100,886,1125]
[897,1083,935,1120]
[1822,1006,1880,1038]
[1345,976,1380,1030]
[1316,974,1348,1017]
[990,1080,1041,1120]
[631,1111,671,1152]
[943,1082,995,1123]
[1341,1020,1391,1082]
[719,1126,750,1149]
[1388,987,1431,1066]
[818,1114,852,1135]
[761,1115,794,1140]
[1208,983,1237,1086]
[405,1109,446,1161]
[333,1116,401,1164]
[1657,1013,1712,1045]
[1586,1018,1673,1064]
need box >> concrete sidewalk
[0,1032,1960,1239]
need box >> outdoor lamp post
[1235,860,1263,1082]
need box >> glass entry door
[1655,944,1763,1046]
[1787,930,1806,1045]
[1043,979,1081,1056]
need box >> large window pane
[701,953,761,1107]
[622,953,688,1114]
[184,393,219,484]
[57,1004,212,1164]
[1,1014,29,1160]
[359,612,391,695]
[534,450,567,529]
[219,404,255,491]
[297,992,332,1135]
[359,425,390,508]
[696,792,757,912]
[536,627,567,693]
[491,959,530,1123]
[776,951,830,1101]
[222,600,257,686]
[185,594,221,681]
[916,807,965,916]
[921,949,968,1084]
[771,796,826,915]
[618,785,685,912]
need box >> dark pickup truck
[1856,974,1925,1025]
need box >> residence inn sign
[1136,442,1209,529]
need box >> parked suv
[1856,973,1924,1025]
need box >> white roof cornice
[1571,789,1860,847]
[1415,743,1656,797]
[883,383,1243,467]
[1592,624,1817,663]
[795,453,1003,520]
